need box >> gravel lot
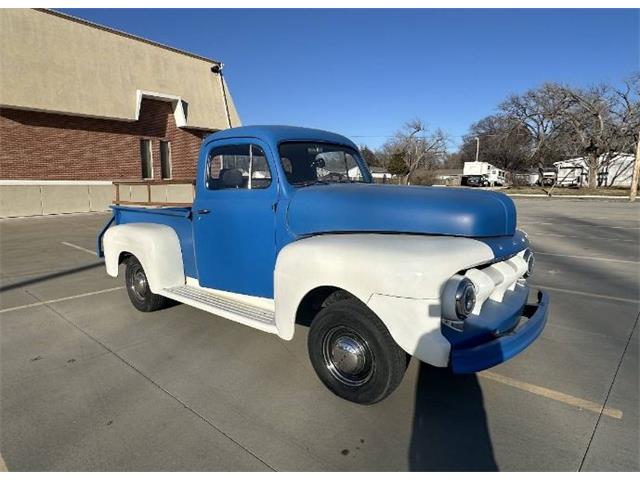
[0,198,638,471]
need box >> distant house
[554,154,635,187]
[513,168,556,187]
[513,171,540,186]
[349,165,397,182]
[432,169,462,185]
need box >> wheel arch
[103,223,185,293]
[294,286,359,327]
[118,251,133,265]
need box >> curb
[0,210,110,221]
[506,194,629,199]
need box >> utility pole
[475,137,480,162]
[630,133,640,202]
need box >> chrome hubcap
[322,327,373,387]
[129,266,148,301]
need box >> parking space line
[0,453,6,472]
[521,217,640,222]
[61,241,96,256]
[531,285,640,304]
[479,371,623,419]
[521,221,640,230]
[536,252,639,265]
[578,313,638,470]
[0,286,124,314]
[30,291,276,471]
[525,232,637,243]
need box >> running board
[161,284,278,335]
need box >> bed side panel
[113,207,197,278]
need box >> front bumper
[449,290,549,374]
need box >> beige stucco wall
[0,186,43,217]
[0,9,240,130]
[0,183,195,217]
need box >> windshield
[278,142,370,186]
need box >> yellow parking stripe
[480,371,623,420]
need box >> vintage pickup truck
[97,125,548,404]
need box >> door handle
[196,209,211,215]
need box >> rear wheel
[308,298,407,404]
[124,256,171,312]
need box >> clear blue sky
[62,8,639,149]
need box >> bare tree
[610,75,640,180]
[499,84,570,166]
[459,114,532,172]
[383,119,448,185]
[496,78,639,188]
[552,78,639,188]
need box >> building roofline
[36,8,222,66]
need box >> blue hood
[286,184,517,238]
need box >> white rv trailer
[462,162,507,187]
[554,154,635,187]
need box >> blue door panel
[193,138,278,298]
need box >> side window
[140,139,153,179]
[249,147,272,189]
[160,141,172,179]
[207,144,271,190]
[344,153,359,180]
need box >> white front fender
[274,234,494,366]
[103,223,185,293]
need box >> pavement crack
[577,310,639,471]
[23,290,277,472]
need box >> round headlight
[455,278,476,319]
[523,249,535,277]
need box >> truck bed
[104,205,198,278]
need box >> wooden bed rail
[112,179,195,207]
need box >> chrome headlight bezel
[523,249,535,278]
[455,278,476,320]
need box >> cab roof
[204,125,358,150]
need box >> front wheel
[308,298,408,404]
[124,256,171,312]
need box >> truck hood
[286,183,517,238]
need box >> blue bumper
[450,290,549,374]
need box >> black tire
[124,256,171,312]
[308,298,407,404]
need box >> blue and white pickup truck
[97,125,549,404]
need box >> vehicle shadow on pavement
[409,363,497,471]
[0,262,103,293]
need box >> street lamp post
[630,133,640,202]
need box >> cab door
[193,139,278,298]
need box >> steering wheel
[320,172,346,182]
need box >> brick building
[0,9,241,216]
[1,98,212,181]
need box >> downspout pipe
[211,63,232,129]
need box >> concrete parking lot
[0,198,638,471]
